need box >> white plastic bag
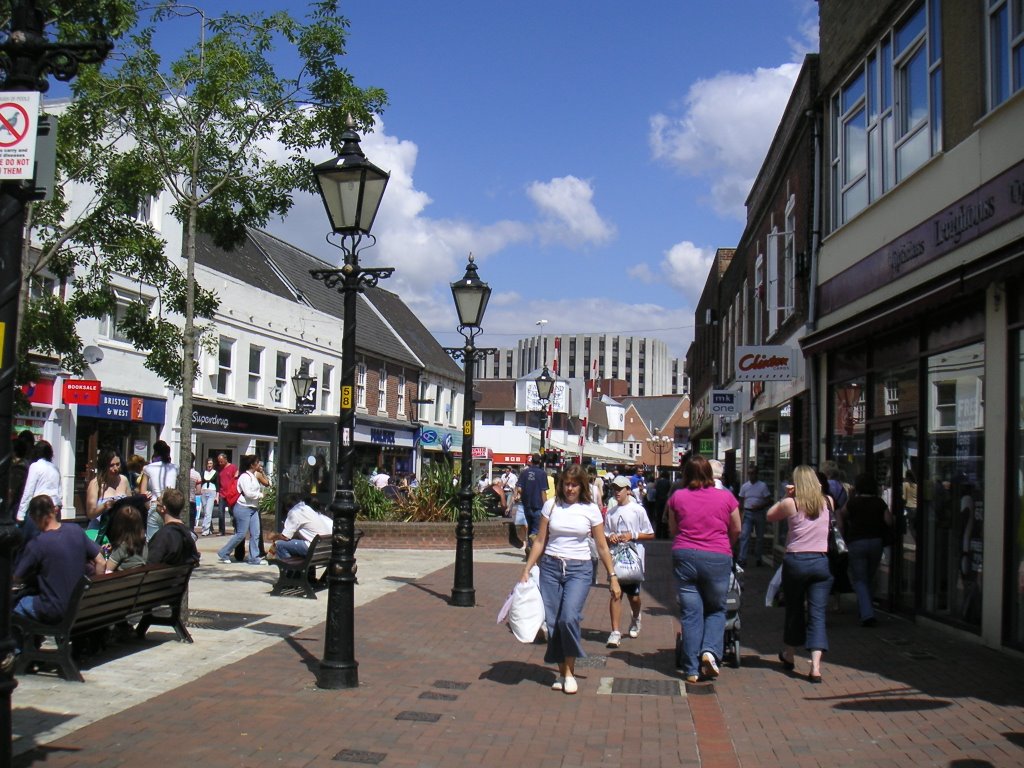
[765,565,783,607]
[612,542,645,584]
[506,567,545,643]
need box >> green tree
[25,0,386,489]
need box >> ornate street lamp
[535,366,555,454]
[445,255,496,607]
[646,434,673,473]
[0,3,113,759]
[308,118,391,690]
[291,367,316,414]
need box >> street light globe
[313,118,389,235]
[450,254,491,329]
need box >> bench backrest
[71,563,194,633]
[306,535,334,567]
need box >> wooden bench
[269,533,360,599]
[12,562,195,682]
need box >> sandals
[778,652,795,671]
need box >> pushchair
[675,564,743,671]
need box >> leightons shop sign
[735,346,796,381]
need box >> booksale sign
[735,346,796,381]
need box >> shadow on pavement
[478,659,554,688]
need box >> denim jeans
[737,509,767,563]
[199,490,217,534]
[146,503,163,541]
[524,506,543,537]
[538,555,593,664]
[672,548,732,676]
[275,539,310,560]
[217,503,261,563]
[848,537,884,621]
[782,552,833,651]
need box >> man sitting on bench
[147,488,200,567]
[13,495,105,636]
[269,495,332,560]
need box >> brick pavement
[12,541,1024,767]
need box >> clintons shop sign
[735,346,796,381]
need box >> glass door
[868,421,918,614]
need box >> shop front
[354,415,416,480]
[191,400,279,475]
[75,390,167,515]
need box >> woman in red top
[666,455,741,682]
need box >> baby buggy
[675,564,743,671]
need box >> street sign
[711,390,738,414]
[0,91,39,179]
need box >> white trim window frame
[831,1,941,229]
[397,374,406,416]
[754,255,764,345]
[275,352,288,407]
[247,344,263,402]
[766,229,780,338]
[356,362,367,409]
[216,336,234,396]
[987,0,1024,110]
[377,367,387,412]
[783,194,796,320]
[320,363,333,412]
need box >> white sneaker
[607,630,622,648]
[551,677,564,691]
[628,616,642,638]
[562,675,578,694]
[217,557,232,564]
[700,651,720,679]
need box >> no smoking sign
[0,91,39,180]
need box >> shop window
[922,341,985,629]
[1010,329,1024,648]
[216,336,234,396]
[873,364,918,418]
[831,379,866,466]
[830,1,942,228]
[247,345,263,402]
[481,410,504,426]
[987,0,1024,110]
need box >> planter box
[355,519,512,550]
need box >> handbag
[826,501,848,577]
[611,540,645,584]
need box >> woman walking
[217,455,266,566]
[767,465,834,683]
[521,464,619,694]
[16,440,63,523]
[667,455,741,682]
[604,476,655,647]
[843,473,893,627]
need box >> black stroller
[675,564,743,671]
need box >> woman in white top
[197,458,220,536]
[217,455,265,565]
[139,440,179,540]
[86,449,131,528]
[604,476,656,648]
[521,464,620,695]
[17,440,63,522]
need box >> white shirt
[541,499,603,560]
[237,471,264,507]
[372,473,391,489]
[17,459,62,521]
[281,502,333,542]
[143,461,179,500]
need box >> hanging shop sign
[711,390,738,414]
[62,379,101,406]
[735,346,796,381]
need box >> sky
[108,1,821,361]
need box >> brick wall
[356,519,512,550]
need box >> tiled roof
[621,395,685,432]
[362,286,463,380]
[476,380,516,409]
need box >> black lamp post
[535,366,555,454]
[308,118,391,690]
[291,366,316,414]
[445,255,496,608]
[0,3,112,759]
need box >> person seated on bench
[13,495,105,632]
[269,495,332,560]
[147,488,200,567]
[105,495,150,573]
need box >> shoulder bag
[826,498,848,577]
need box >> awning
[527,430,631,463]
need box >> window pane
[249,346,262,374]
[991,4,1011,106]
[843,176,869,221]
[219,338,232,366]
[844,107,867,182]
[897,125,930,180]
[883,114,895,191]
[901,45,929,132]
[882,39,893,109]
[929,0,942,64]
[931,70,943,153]
[868,54,878,118]
[842,70,866,114]
[1015,43,1024,94]
[276,352,287,380]
[895,3,926,55]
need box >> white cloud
[662,241,715,304]
[649,62,802,220]
[526,175,616,247]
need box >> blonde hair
[792,465,825,520]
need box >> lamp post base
[317,659,359,690]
